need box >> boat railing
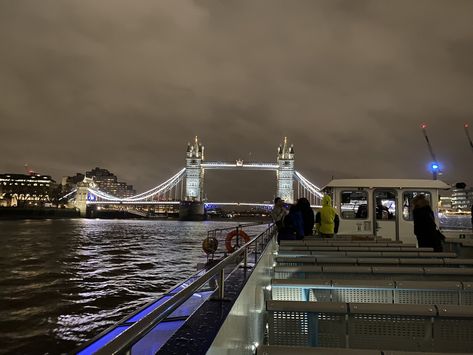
[205,222,269,257]
[80,223,277,355]
[206,221,267,236]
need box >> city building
[61,173,85,194]
[438,196,452,210]
[0,173,56,207]
[85,167,135,198]
[451,186,473,211]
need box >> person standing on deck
[278,204,305,241]
[315,195,339,238]
[297,197,315,236]
[271,197,287,230]
[412,194,443,252]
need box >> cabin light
[265,285,272,291]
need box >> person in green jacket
[315,195,340,238]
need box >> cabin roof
[324,179,451,189]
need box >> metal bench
[279,245,433,252]
[266,301,473,352]
[277,250,457,258]
[271,279,473,305]
[258,345,379,354]
[257,345,471,355]
[274,265,473,281]
[443,239,473,258]
[280,241,411,247]
[275,256,473,267]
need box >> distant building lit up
[85,167,135,198]
[0,173,55,207]
[451,186,473,211]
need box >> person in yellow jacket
[315,195,340,238]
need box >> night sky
[1,0,472,201]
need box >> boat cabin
[323,179,451,244]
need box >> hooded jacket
[316,195,339,234]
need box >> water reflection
[0,219,266,354]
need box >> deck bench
[266,300,473,352]
[274,265,473,281]
[271,278,472,305]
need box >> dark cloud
[1,0,472,201]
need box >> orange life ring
[225,229,250,253]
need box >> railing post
[236,225,240,248]
[243,247,248,269]
[254,241,258,264]
[218,269,225,299]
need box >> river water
[0,219,267,355]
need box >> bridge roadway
[87,201,322,208]
[87,201,273,208]
[201,162,279,170]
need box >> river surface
[439,215,472,230]
[0,219,267,355]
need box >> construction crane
[420,123,440,180]
[465,123,473,152]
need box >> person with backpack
[315,195,340,238]
[278,204,304,242]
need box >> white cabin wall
[335,187,375,236]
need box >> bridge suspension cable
[293,170,324,207]
[58,188,77,201]
[294,171,324,198]
[88,168,186,202]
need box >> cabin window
[375,190,396,220]
[402,191,432,220]
[340,190,368,219]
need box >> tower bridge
[66,137,324,218]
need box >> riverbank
[0,207,80,220]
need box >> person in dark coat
[278,204,304,242]
[297,197,315,236]
[412,194,443,252]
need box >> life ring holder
[225,229,250,253]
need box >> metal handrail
[93,223,277,355]
[206,222,267,236]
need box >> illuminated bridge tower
[180,137,206,220]
[277,137,295,203]
[185,136,205,201]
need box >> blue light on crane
[431,163,439,171]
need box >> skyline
[1,0,472,201]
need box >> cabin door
[373,189,398,241]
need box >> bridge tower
[185,136,204,201]
[277,137,295,203]
[74,178,94,217]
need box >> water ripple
[0,219,267,354]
